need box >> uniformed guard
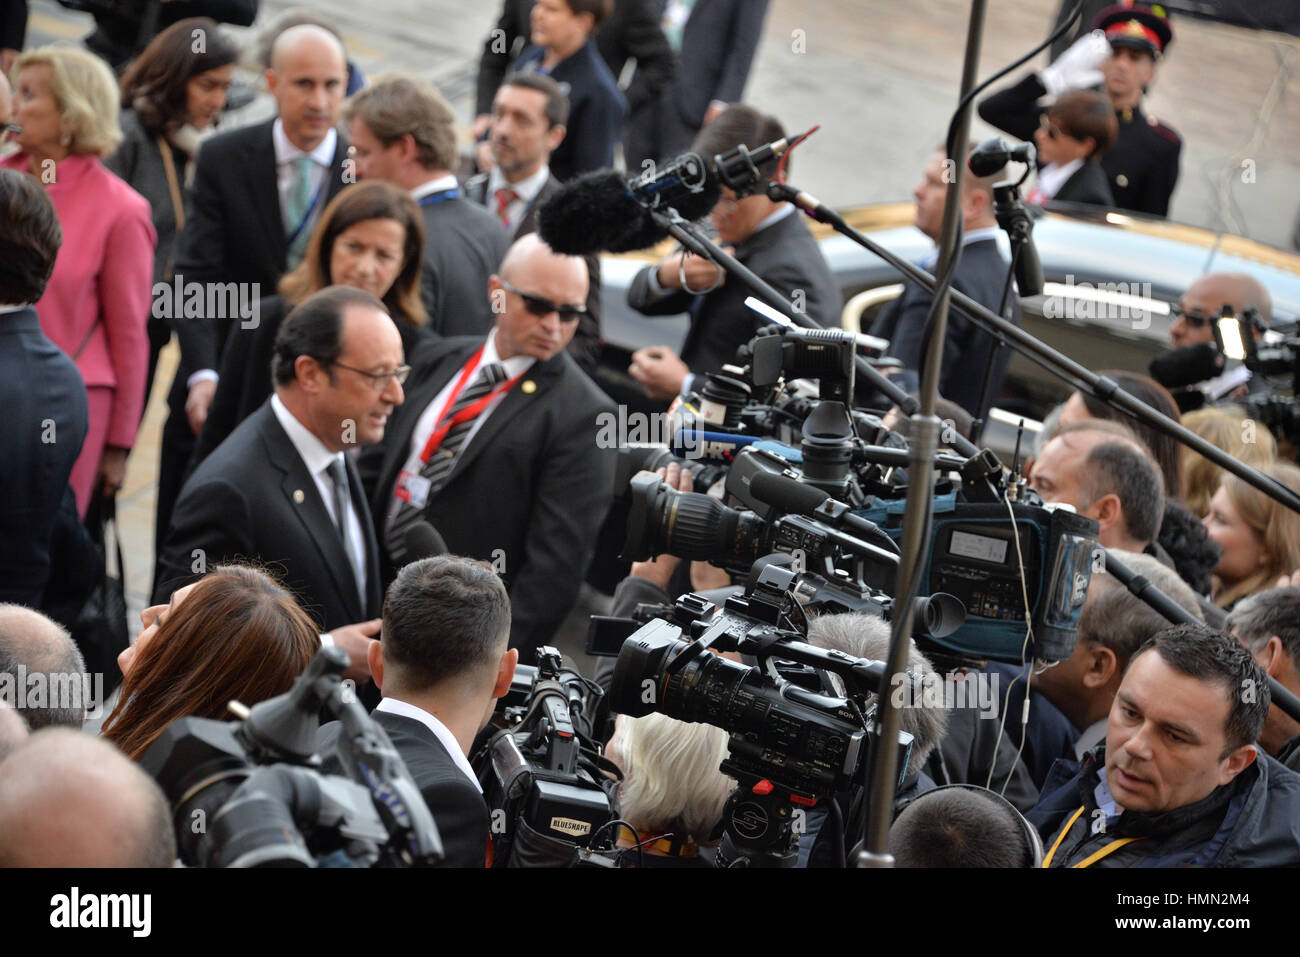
[978,1,1181,218]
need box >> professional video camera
[140,647,444,868]
[474,647,620,867]
[607,561,921,867]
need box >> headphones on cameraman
[892,783,1045,868]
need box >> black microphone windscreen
[1148,342,1225,390]
[749,470,829,516]
[404,521,447,562]
[538,170,649,256]
[1015,232,1044,298]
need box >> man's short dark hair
[270,286,387,387]
[1048,90,1119,157]
[381,556,511,691]
[693,104,786,180]
[500,71,570,129]
[0,169,62,305]
[1129,624,1269,755]
[890,786,1037,867]
[1057,422,1165,545]
[0,606,87,730]
[1227,587,1300,672]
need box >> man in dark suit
[625,0,770,169]
[0,169,90,612]
[464,72,602,371]
[158,24,352,581]
[156,287,406,682]
[320,556,518,868]
[344,74,509,339]
[977,3,1180,218]
[515,0,627,180]
[870,147,1023,421]
[360,234,615,661]
[626,105,839,400]
[473,0,675,173]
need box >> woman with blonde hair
[1180,405,1277,518]
[607,712,734,867]
[1204,461,1300,611]
[3,46,155,516]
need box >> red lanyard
[418,346,525,462]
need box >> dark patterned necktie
[326,457,364,600]
[385,361,508,563]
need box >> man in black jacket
[156,287,402,682]
[869,147,1022,420]
[1228,588,1300,774]
[0,168,91,615]
[344,74,509,339]
[158,24,351,582]
[320,556,518,868]
[626,104,839,401]
[360,234,615,662]
[1030,625,1300,867]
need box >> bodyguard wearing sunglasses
[360,233,616,662]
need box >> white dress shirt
[486,163,551,234]
[375,697,482,791]
[411,172,461,203]
[271,394,367,600]
[1033,158,1084,202]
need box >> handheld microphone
[1148,342,1226,390]
[404,521,448,562]
[1013,223,1044,298]
[969,137,1036,178]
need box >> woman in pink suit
[3,46,156,517]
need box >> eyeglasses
[1038,114,1063,140]
[1168,304,1216,328]
[330,360,410,390]
[499,279,586,322]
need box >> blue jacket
[1029,745,1300,867]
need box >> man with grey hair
[1227,587,1300,773]
[1029,419,1165,554]
[0,729,176,867]
[0,604,89,730]
[1035,552,1204,761]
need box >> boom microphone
[969,137,1035,178]
[404,521,448,562]
[1148,342,1226,390]
[749,471,900,557]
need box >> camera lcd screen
[949,530,1009,564]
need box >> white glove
[1039,30,1111,96]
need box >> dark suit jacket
[0,0,26,51]
[171,118,350,378]
[318,708,489,868]
[104,109,191,286]
[463,171,602,370]
[516,40,627,181]
[869,238,1022,421]
[192,295,433,467]
[0,307,88,608]
[359,336,616,657]
[418,194,510,339]
[670,0,769,130]
[155,401,382,631]
[626,208,840,377]
[1051,160,1115,208]
[474,0,676,119]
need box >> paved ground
[19,0,1300,644]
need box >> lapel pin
[293,489,305,504]
[522,380,537,394]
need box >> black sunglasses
[1169,304,1216,328]
[500,279,586,322]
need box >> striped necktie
[285,155,316,268]
[385,361,508,564]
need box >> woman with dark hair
[106,17,240,409]
[103,564,319,762]
[1027,89,1117,208]
[193,180,428,463]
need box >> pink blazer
[1,152,157,449]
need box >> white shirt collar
[270,393,343,481]
[1074,717,1108,761]
[411,173,461,201]
[375,697,482,792]
[1036,158,1085,200]
[0,303,29,314]
[751,202,795,236]
[920,226,1000,268]
[272,117,337,168]
[485,327,537,378]
[488,163,551,208]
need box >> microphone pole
[761,184,1300,517]
[1102,550,1300,723]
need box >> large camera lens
[622,471,765,563]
